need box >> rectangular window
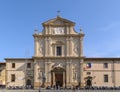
[12,63,15,68]
[104,74,108,82]
[104,63,108,68]
[27,63,31,68]
[56,46,62,56]
[86,72,91,75]
[11,74,15,82]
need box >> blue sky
[0,0,120,61]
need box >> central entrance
[51,67,65,87]
[55,72,63,87]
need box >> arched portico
[51,67,66,87]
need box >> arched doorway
[86,79,91,87]
[85,76,92,87]
[51,67,65,87]
[26,79,32,89]
[26,79,31,86]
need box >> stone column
[45,61,48,84]
[66,26,69,34]
[45,38,48,56]
[63,72,65,87]
[66,61,70,86]
[80,59,84,87]
[47,37,52,56]
[69,61,72,84]
[47,61,51,86]
[53,72,55,86]
[70,26,73,34]
[79,28,84,57]
[47,38,50,56]
[34,37,39,56]
[79,37,83,57]
[44,26,47,35]
[66,37,69,56]
[48,26,52,34]
[34,60,40,88]
[69,37,72,56]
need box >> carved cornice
[33,34,84,38]
[32,56,85,60]
[42,16,75,26]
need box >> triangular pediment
[42,16,75,26]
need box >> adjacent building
[5,16,120,88]
[0,62,6,87]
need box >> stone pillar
[69,37,72,56]
[45,38,48,56]
[47,38,50,56]
[34,60,40,88]
[53,72,55,86]
[79,37,84,57]
[66,61,70,86]
[34,37,39,56]
[79,28,84,57]
[66,26,69,34]
[70,26,73,34]
[47,37,52,56]
[45,61,48,83]
[47,61,51,86]
[63,72,65,87]
[44,26,47,35]
[69,61,72,83]
[66,37,69,56]
[80,59,84,87]
[48,26,51,34]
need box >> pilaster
[48,37,52,56]
[69,60,72,83]
[34,37,39,56]
[79,59,84,87]
[79,37,84,57]
[66,61,69,84]
[66,26,69,34]
[45,38,48,56]
[34,60,40,88]
[63,72,65,87]
[69,37,73,56]
[45,61,48,83]
[47,61,51,86]
[66,37,69,56]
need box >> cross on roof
[57,10,61,16]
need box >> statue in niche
[73,64,77,80]
[73,40,79,54]
[39,40,43,54]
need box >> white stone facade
[5,16,120,88]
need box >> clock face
[53,27,65,34]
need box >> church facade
[5,16,120,88]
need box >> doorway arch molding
[51,67,66,87]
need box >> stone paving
[0,89,120,92]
